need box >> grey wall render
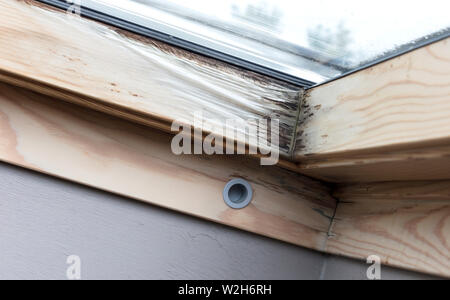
[0,162,440,280]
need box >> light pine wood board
[296,37,450,157]
[294,37,450,181]
[296,142,450,183]
[0,0,302,156]
[0,82,336,250]
[1,81,448,276]
[329,181,450,278]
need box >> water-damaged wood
[295,37,450,158]
[0,81,335,250]
[1,80,450,277]
[0,0,303,157]
[293,37,450,182]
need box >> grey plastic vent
[223,179,253,209]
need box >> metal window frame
[37,0,450,89]
[36,0,317,87]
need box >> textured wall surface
[0,162,439,280]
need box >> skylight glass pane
[79,0,450,85]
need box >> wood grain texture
[296,143,450,183]
[329,181,450,277]
[0,0,302,156]
[3,0,449,184]
[0,82,336,250]
[293,37,450,181]
[1,81,449,276]
[0,162,437,280]
[296,37,450,157]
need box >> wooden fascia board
[0,0,449,277]
[329,181,450,278]
[1,81,449,277]
[0,0,303,158]
[296,36,450,158]
[293,37,450,182]
[1,1,450,184]
[0,81,336,251]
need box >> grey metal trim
[35,0,317,87]
[309,28,450,90]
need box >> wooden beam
[3,0,449,184]
[329,181,450,278]
[296,142,450,183]
[0,81,336,250]
[294,37,450,182]
[2,81,449,277]
[0,0,302,157]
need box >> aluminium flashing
[36,0,317,88]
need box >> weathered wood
[296,37,450,156]
[296,142,450,183]
[0,0,302,157]
[294,37,450,182]
[0,82,336,250]
[0,0,449,278]
[2,81,449,277]
[329,181,450,278]
[2,1,450,184]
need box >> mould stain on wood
[290,37,450,182]
[0,0,304,156]
[0,81,336,251]
[294,37,450,159]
